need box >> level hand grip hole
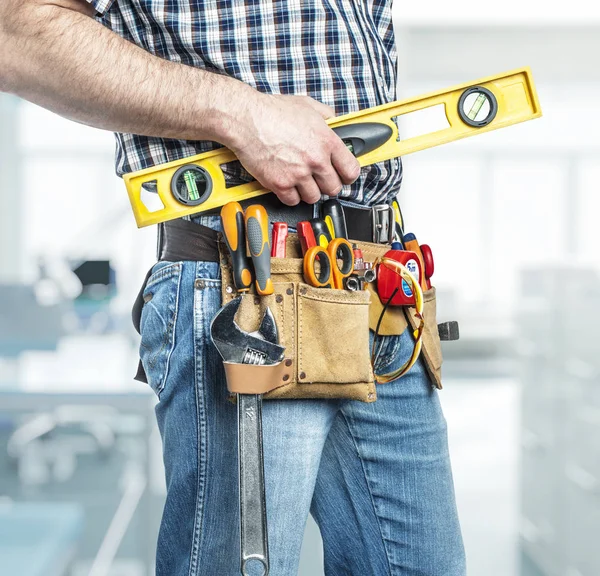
[140,181,165,213]
[391,103,450,142]
[219,159,255,188]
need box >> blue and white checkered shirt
[89,0,402,205]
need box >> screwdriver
[245,205,274,296]
[403,232,429,292]
[392,199,405,245]
[271,222,288,258]
[297,221,318,256]
[309,218,333,248]
[321,199,348,239]
[221,202,253,292]
[420,243,434,289]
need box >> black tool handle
[321,199,348,239]
[332,122,393,157]
[309,218,333,248]
[392,198,405,243]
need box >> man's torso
[94,0,402,205]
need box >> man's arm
[0,0,360,205]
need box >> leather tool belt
[203,195,396,244]
[132,197,444,400]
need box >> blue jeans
[139,216,465,576]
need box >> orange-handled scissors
[303,237,355,289]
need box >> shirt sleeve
[86,0,116,15]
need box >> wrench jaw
[253,307,278,345]
[210,297,285,365]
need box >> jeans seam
[189,274,207,576]
[145,262,181,290]
[339,410,393,576]
[139,302,172,370]
[157,269,183,397]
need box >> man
[0,1,466,574]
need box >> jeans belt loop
[371,204,395,244]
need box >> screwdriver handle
[392,199,404,229]
[420,243,434,290]
[309,218,333,248]
[392,199,405,244]
[420,244,434,279]
[221,202,253,292]
[403,233,429,292]
[297,221,318,255]
[271,222,288,258]
[321,200,348,239]
[245,205,274,296]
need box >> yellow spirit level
[125,67,541,227]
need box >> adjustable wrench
[211,297,285,576]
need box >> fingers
[232,93,360,204]
[300,95,336,120]
[274,177,336,205]
[274,187,302,206]
[312,167,343,198]
[296,178,322,204]
[331,138,361,185]
[304,128,359,198]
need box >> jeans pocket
[371,331,403,374]
[139,262,182,398]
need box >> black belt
[202,194,396,244]
[202,194,315,229]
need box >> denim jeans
[139,216,465,576]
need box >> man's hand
[0,0,360,205]
[227,93,361,206]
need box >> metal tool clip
[371,204,395,244]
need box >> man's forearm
[0,0,360,205]
[0,0,250,146]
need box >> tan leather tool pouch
[217,233,443,403]
[356,241,443,390]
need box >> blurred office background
[1,2,599,575]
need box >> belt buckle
[371,205,394,244]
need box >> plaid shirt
[89,0,402,206]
